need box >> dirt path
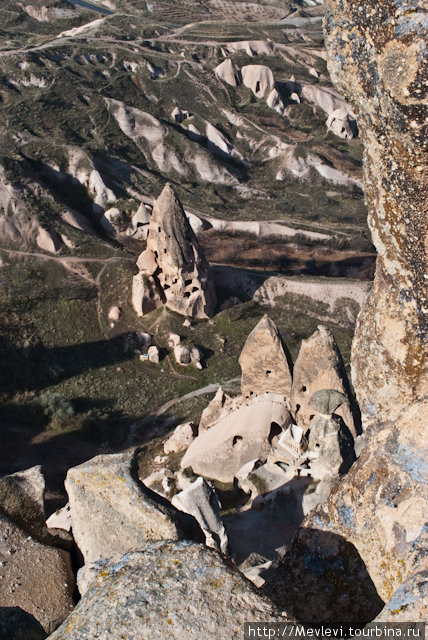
[0,248,134,336]
[155,377,240,416]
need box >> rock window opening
[232,435,242,447]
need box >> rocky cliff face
[267,0,428,623]
[324,0,427,425]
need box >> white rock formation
[65,451,199,585]
[172,477,229,554]
[241,65,275,98]
[181,392,292,484]
[326,108,355,139]
[107,306,121,323]
[290,325,356,435]
[266,88,286,115]
[147,345,160,363]
[214,58,242,87]
[239,315,293,398]
[163,422,196,454]
[36,227,63,253]
[132,184,217,318]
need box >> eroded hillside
[0,0,374,505]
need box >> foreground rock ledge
[324,0,428,423]
[49,541,284,640]
[65,452,201,568]
[267,1,428,623]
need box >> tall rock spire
[132,184,216,319]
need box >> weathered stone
[168,332,181,348]
[199,386,231,433]
[214,58,242,86]
[324,0,428,425]
[0,466,69,550]
[134,184,216,319]
[308,389,347,415]
[131,271,164,317]
[307,414,355,475]
[107,306,121,323]
[65,452,200,569]
[290,325,356,435]
[36,227,62,253]
[266,507,385,625]
[136,247,157,274]
[0,512,75,635]
[265,4,428,624]
[126,202,150,239]
[326,107,355,139]
[174,344,191,365]
[241,65,275,98]
[49,541,283,640]
[181,392,292,484]
[268,403,428,622]
[163,422,196,454]
[0,466,45,537]
[172,477,229,554]
[373,570,428,622]
[147,345,160,363]
[46,503,72,532]
[239,315,293,399]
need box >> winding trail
[155,376,240,416]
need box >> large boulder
[48,541,283,640]
[290,325,356,436]
[0,466,45,537]
[65,452,200,570]
[239,315,293,399]
[0,512,75,636]
[0,466,71,549]
[181,392,292,484]
[132,184,217,319]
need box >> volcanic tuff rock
[324,0,428,425]
[181,392,291,484]
[214,58,242,87]
[132,184,216,319]
[241,64,276,98]
[48,541,283,640]
[65,451,201,571]
[163,422,196,454]
[198,386,231,433]
[290,325,356,435]
[267,1,428,621]
[0,465,71,549]
[172,477,229,554]
[239,315,292,397]
[0,511,75,636]
[239,315,293,398]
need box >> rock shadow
[0,606,47,640]
[223,476,312,567]
[0,333,138,393]
[265,527,384,625]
